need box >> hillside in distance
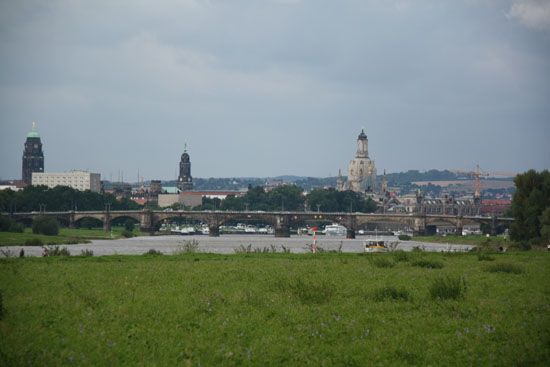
[160,170,514,193]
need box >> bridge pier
[413,215,426,236]
[274,215,290,238]
[346,216,356,239]
[103,213,111,232]
[69,212,76,229]
[208,224,220,237]
[455,217,463,236]
[490,215,497,235]
[140,209,154,233]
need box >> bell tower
[178,144,193,191]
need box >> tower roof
[358,129,367,140]
[27,121,40,138]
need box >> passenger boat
[364,240,388,253]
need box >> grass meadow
[0,251,548,365]
[0,227,140,246]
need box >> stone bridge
[4,210,513,238]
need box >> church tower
[346,129,377,193]
[22,122,44,185]
[178,145,193,191]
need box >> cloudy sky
[1,0,549,181]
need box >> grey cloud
[509,0,550,30]
[0,0,549,180]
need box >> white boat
[179,226,196,235]
[323,223,347,236]
[244,225,257,233]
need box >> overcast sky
[1,0,549,181]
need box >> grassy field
[412,234,513,247]
[1,251,548,365]
[0,227,142,246]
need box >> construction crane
[452,166,515,200]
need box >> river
[1,234,473,257]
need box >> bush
[398,234,412,241]
[0,215,24,233]
[143,249,163,256]
[486,263,525,274]
[32,216,59,236]
[412,259,444,269]
[124,219,135,232]
[370,257,395,268]
[0,215,11,231]
[43,245,70,257]
[80,249,94,257]
[373,286,411,302]
[121,230,134,238]
[9,222,24,233]
[24,238,44,247]
[430,276,466,300]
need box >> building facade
[178,147,193,191]
[346,130,377,193]
[32,171,101,192]
[22,122,44,185]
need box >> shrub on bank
[32,216,59,236]
[24,238,44,247]
[0,215,24,233]
[398,234,412,241]
[42,245,70,257]
[121,230,133,238]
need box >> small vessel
[323,223,347,236]
[364,240,388,253]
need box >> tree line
[0,185,141,213]
[198,185,378,213]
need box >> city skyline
[1,1,549,180]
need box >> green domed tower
[22,122,44,185]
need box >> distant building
[32,170,101,193]
[22,122,44,185]
[158,190,245,208]
[481,199,511,216]
[178,146,193,191]
[346,130,377,193]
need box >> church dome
[181,152,190,162]
[358,129,367,140]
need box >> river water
[1,234,473,257]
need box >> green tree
[540,207,550,244]
[124,219,135,232]
[509,170,550,243]
[32,216,59,236]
